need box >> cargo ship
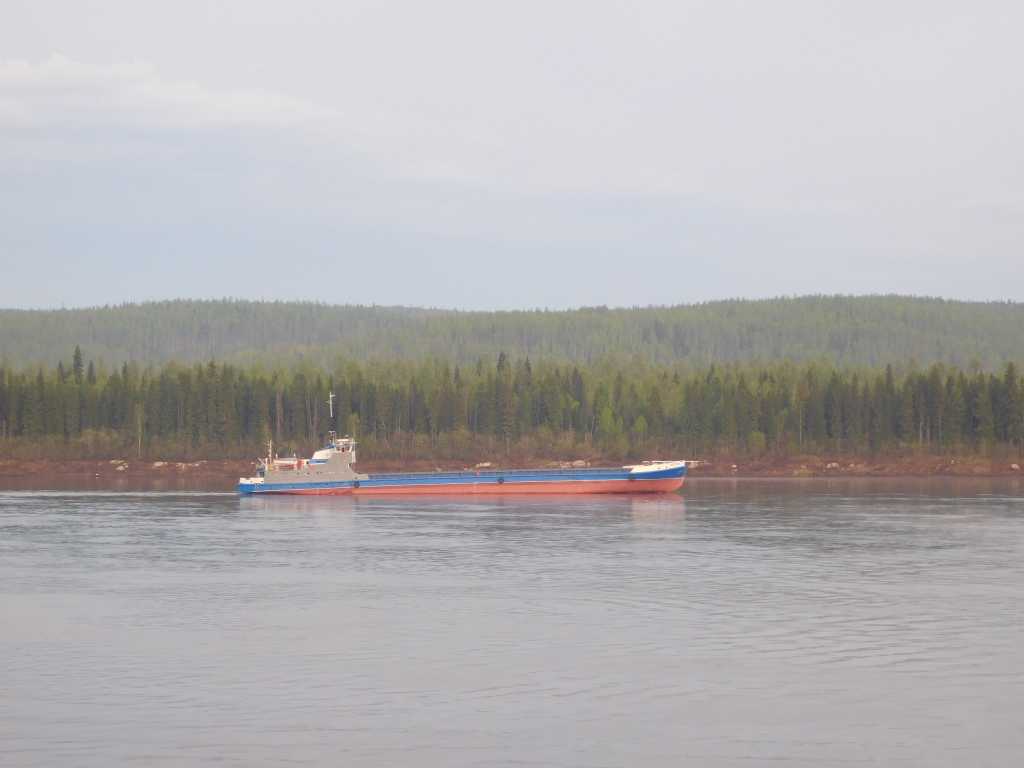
[237,434,686,496]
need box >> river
[2,479,1022,766]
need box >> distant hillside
[1,296,1022,369]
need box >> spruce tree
[72,346,84,384]
[1005,363,1023,455]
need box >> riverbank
[0,454,1020,486]
[695,454,1023,477]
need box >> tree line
[1,347,1022,462]
[3,295,1024,369]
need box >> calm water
[2,480,1023,767]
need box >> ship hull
[238,465,686,496]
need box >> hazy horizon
[4,291,1023,314]
[2,2,1022,309]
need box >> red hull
[255,477,685,496]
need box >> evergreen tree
[970,374,995,449]
[72,346,84,384]
[1005,363,1023,454]
[898,383,916,445]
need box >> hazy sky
[1,1,1021,309]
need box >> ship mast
[326,391,337,444]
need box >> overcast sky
[1,1,1021,309]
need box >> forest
[2,295,1024,369]
[1,348,1021,463]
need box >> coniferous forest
[1,347,1021,463]
[3,295,1024,369]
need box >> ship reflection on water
[237,490,686,522]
